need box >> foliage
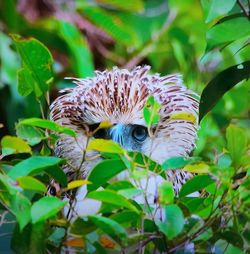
[0,0,250,253]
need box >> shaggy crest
[50,65,199,193]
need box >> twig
[237,0,250,18]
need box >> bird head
[50,66,199,176]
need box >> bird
[49,65,199,218]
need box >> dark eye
[93,128,108,139]
[132,125,148,142]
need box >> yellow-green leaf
[170,112,197,124]
[1,136,32,156]
[87,139,125,154]
[183,162,210,174]
[17,176,47,192]
[66,180,90,191]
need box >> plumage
[50,65,199,217]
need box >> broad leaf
[19,118,76,137]
[11,35,53,97]
[17,176,47,192]
[87,189,140,213]
[11,193,31,231]
[8,156,62,180]
[226,125,248,168]
[158,181,175,204]
[1,135,31,157]
[66,180,90,191]
[201,0,236,23]
[143,96,160,128]
[87,159,126,191]
[206,17,250,50]
[89,215,128,243]
[16,124,45,146]
[57,21,94,77]
[87,139,125,154]
[156,204,184,240]
[199,61,250,121]
[179,175,215,198]
[31,196,66,223]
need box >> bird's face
[93,123,149,152]
[50,66,199,178]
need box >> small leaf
[183,162,210,174]
[87,189,140,213]
[143,96,161,128]
[58,21,94,77]
[11,35,53,97]
[206,17,250,50]
[31,196,66,223]
[17,176,47,192]
[226,124,248,168]
[64,238,85,248]
[170,112,197,124]
[199,61,250,121]
[1,136,32,156]
[158,181,175,204]
[162,156,199,170]
[19,118,76,137]
[201,0,236,23]
[70,217,96,235]
[87,159,126,192]
[87,139,125,154]
[66,180,90,191]
[179,175,215,198]
[16,123,45,146]
[89,215,128,243]
[156,204,184,240]
[8,156,62,180]
[11,193,32,231]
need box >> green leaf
[87,159,126,191]
[95,0,144,12]
[57,21,94,77]
[19,118,76,137]
[199,61,250,121]
[70,217,96,235]
[87,139,125,154]
[226,125,248,168]
[110,211,139,226]
[11,35,53,97]
[158,181,175,204]
[143,96,161,128]
[179,175,215,198]
[1,135,32,156]
[156,204,184,240]
[31,196,66,223]
[206,17,250,50]
[87,189,140,213]
[183,162,210,174]
[89,215,128,243]
[201,0,236,23]
[80,7,136,46]
[219,230,244,249]
[162,157,192,170]
[17,68,34,96]
[8,156,62,180]
[12,193,32,230]
[45,165,67,187]
[16,123,45,146]
[17,176,47,192]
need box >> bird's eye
[93,128,107,139]
[131,125,148,142]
